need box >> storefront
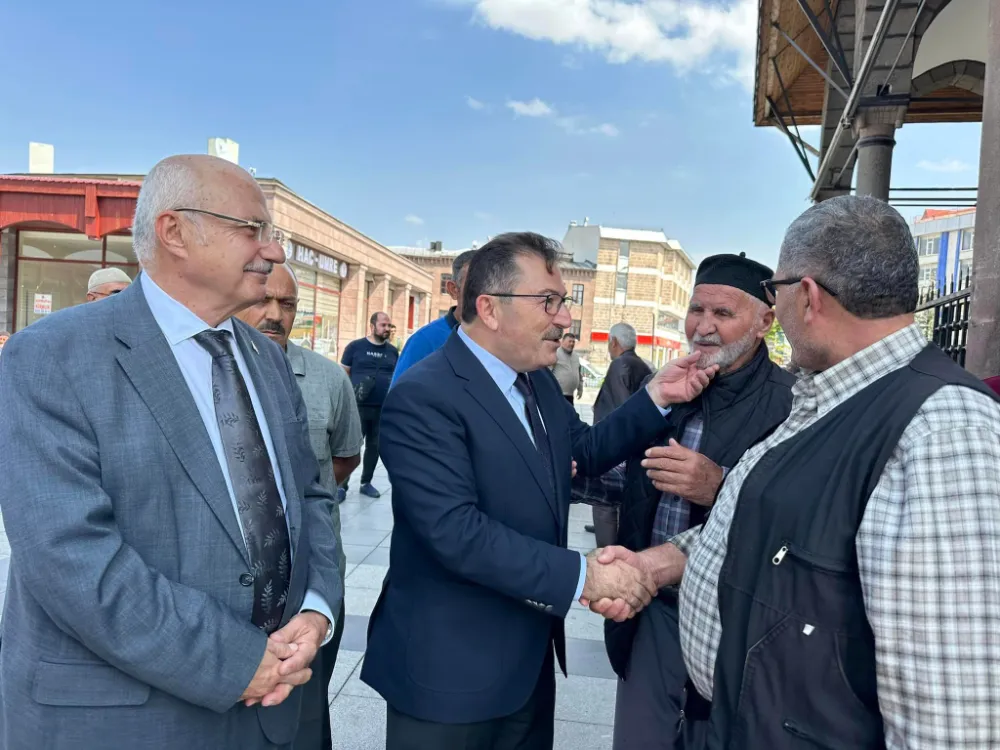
[284,239,349,362]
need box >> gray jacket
[0,282,342,749]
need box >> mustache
[244,261,274,274]
[543,328,563,342]
[692,333,723,346]
[258,321,285,336]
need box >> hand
[581,549,657,616]
[644,353,719,409]
[245,612,329,708]
[571,459,578,478]
[240,639,310,708]
[642,440,724,506]
[581,546,656,621]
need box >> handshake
[580,546,659,623]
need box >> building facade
[393,242,598,357]
[0,174,433,361]
[911,207,976,296]
[562,223,696,371]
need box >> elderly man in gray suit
[0,154,343,749]
[238,261,362,750]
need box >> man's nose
[553,302,573,329]
[261,240,286,263]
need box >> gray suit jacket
[0,280,343,749]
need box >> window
[959,260,973,283]
[615,272,628,295]
[961,228,975,251]
[572,283,584,306]
[919,266,936,284]
[657,310,681,331]
[570,319,582,338]
[439,273,452,293]
[618,240,630,259]
[439,309,450,319]
[918,236,938,256]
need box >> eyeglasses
[172,208,285,245]
[90,288,123,299]
[760,277,839,304]
[487,293,574,315]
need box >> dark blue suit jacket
[360,332,668,724]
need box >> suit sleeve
[567,383,669,477]
[380,380,582,617]
[0,337,266,713]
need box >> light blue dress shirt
[141,274,334,637]
[456,327,589,602]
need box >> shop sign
[33,293,52,316]
[289,241,345,277]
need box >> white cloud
[466,95,487,110]
[917,158,972,173]
[507,100,619,136]
[465,0,757,88]
[405,214,425,226]
[506,98,555,117]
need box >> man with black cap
[600,252,796,749]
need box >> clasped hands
[240,611,329,708]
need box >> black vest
[705,345,998,750]
[606,344,795,678]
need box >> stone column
[390,283,411,342]
[423,292,432,329]
[852,106,906,201]
[337,263,368,349]
[368,275,391,322]
[966,0,1000,377]
[0,229,16,333]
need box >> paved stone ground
[0,403,616,750]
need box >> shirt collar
[457,326,518,394]
[140,273,234,346]
[792,323,927,418]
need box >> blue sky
[0,0,982,268]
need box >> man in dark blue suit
[361,232,718,749]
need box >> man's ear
[759,308,775,338]
[445,280,460,301]
[800,277,825,323]
[477,295,502,332]
[156,211,191,262]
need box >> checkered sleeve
[857,385,1000,749]
[670,525,702,557]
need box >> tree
[764,319,792,366]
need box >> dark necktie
[514,373,555,490]
[195,330,291,633]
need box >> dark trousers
[344,405,382,488]
[385,646,556,750]
[613,597,687,749]
[591,504,619,548]
[292,600,347,750]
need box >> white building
[911,208,976,296]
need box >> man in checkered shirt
[590,195,1000,749]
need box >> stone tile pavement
[0,404,618,749]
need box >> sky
[0,0,984,269]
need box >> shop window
[15,260,101,331]
[18,230,102,262]
[105,234,138,265]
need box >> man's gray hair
[132,159,202,267]
[609,322,637,351]
[778,195,918,318]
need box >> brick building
[393,242,598,357]
[562,223,695,371]
[0,174,433,362]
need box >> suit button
[239,573,254,587]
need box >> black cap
[695,252,774,306]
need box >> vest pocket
[782,719,854,749]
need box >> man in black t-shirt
[341,312,398,498]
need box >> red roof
[917,207,976,221]
[0,174,143,188]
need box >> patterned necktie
[514,373,554,490]
[195,330,291,633]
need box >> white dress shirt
[141,274,334,637]
[457,327,589,601]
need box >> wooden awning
[0,176,141,239]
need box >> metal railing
[916,272,972,366]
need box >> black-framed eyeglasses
[761,277,839,303]
[487,293,574,315]
[172,208,285,245]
